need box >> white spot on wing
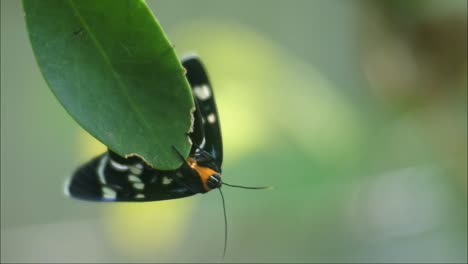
[162,176,173,185]
[200,137,206,149]
[133,183,145,190]
[193,84,211,100]
[128,175,142,182]
[207,113,216,123]
[102,186,116,200]
[129,166,142,175]
[173,187,187,193]
[109,159,129,171]
[63,177,72,197]
[98,155,109,184]
[135,193,145,199]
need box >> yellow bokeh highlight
[76,129,196,257]
[76,128,107,162]
[170,22,283,164]
[171,20,363,164]
[103,199,195,258]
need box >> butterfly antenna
[218,188,228,261]
[222,182,272,190]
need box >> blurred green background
[1,0,466,262]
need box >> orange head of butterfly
[187,157,222,192]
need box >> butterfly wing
[187,96,205,155]
[65,150,204,202]
[66,55,220,202]
[182,55,223,168]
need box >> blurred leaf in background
[361,0,467,190]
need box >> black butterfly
[64,54,269,259]
[65,55,230,202]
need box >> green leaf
[23,0,194,170]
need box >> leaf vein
[66,0,153,150]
